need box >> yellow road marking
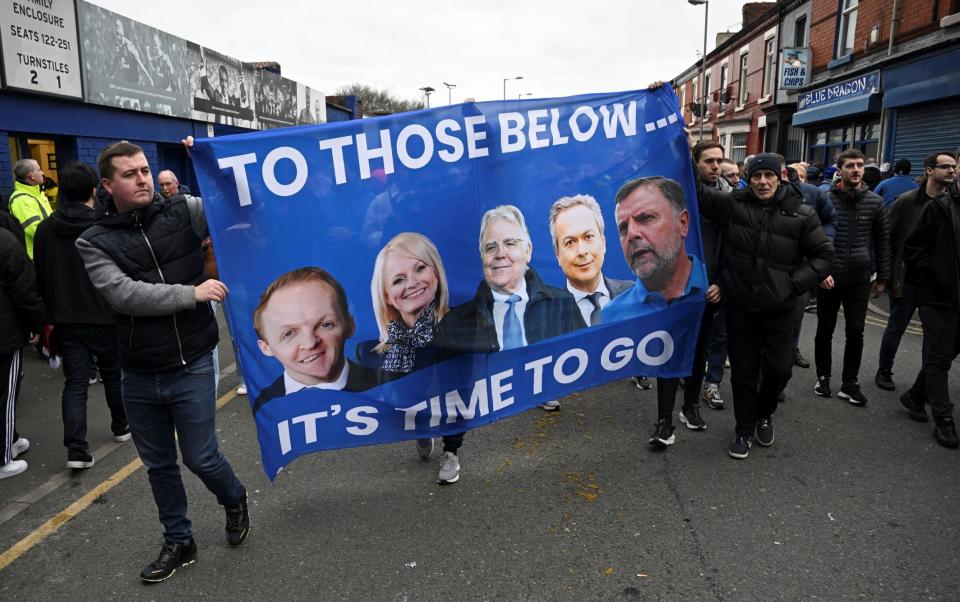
[0,387,240,571]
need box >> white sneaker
[539,399,561,411]
[437,451,460,484]
[236,384,247,396]
[0,459,28,480]
[12,437,29,459]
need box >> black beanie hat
[746,153,783,179]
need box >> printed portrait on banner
[191,88,704,478]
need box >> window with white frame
[680,84,686,114]
[719,64,729,111]
[837,0,858,57]
[763,38,776,97]
[738,53,749,106]
[731,132,748,164]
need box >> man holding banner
[77,142,249,583]
[698,153,834,459]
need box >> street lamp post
[503,75,523,100]
[442,82,456,105]
[419,86,435,108]
[689,0,709,142]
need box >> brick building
[791,0,960,173]
[676,1,960,173]
[674,3,781,163]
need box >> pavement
[0,301,957,600]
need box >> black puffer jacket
[699,182,835,313]
[0,228,46,353]
[826,184,890,284]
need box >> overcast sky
[89,0,753,104]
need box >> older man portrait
[433,204,584,355]
[602,176,707,323]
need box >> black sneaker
[756,418,774,446]
[648,419,675,449]
[933,418,959,449]
[838,383,868,406]
[813,376,831,398]
[678,405,706,431]
[874,370,895,391]
[140,539,197,583]
[224,494,250,547]
[632,376,653,391]
[66,449,95,470]
[899,391,929,423]
[728,434,751,459]
[793,349,810,368]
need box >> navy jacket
[432,267,585,355]
[253,360,384,414]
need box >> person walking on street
[875,153,944,393]
[691,141,729,411]
[76,142,249,582]
[813,149,890,405]
[788,164,837,370]
[698,153,834,459]
[0,223,45,480]
[33,162,131,470]
[901,151,960,448]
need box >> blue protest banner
[191,87,705,479]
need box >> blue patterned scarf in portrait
[382,304,436,373]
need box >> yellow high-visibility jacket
[9,180,53,259]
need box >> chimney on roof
[716,31,736,46]
[742,2,775,28]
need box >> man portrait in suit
[602,176,707,323]
[433,205,584,356]
[549,194,632,326]
[252,267,381,413]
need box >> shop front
[791,70,882,166]
[882,47,960,176]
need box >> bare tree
[335,83,424,115]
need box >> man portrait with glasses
[432,204,584,356]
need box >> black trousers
[656,303,717,423]
[1,348,23,465]
[725,304,794,436]
[909,304,960,420]
[814,280,870,384]
[58,324,127,452]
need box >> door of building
[8,135,61,209]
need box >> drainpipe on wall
[888,0,901,55]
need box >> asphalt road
[0,302,957,601]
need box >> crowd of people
[677,136,960,457]
[0,131,957,583]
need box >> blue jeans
[878,284,921,373]
[704,305,727,385]
[122,352,245,544]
